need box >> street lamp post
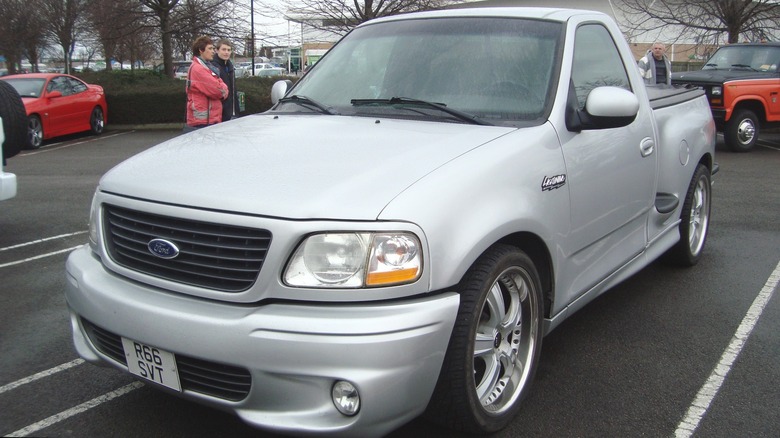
[251,0,255,76]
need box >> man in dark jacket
[212,39,240,121]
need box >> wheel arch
[494,232,554,319]
[730,98,767,124]
[28,112,46,139]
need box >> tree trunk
[160,11,174,78]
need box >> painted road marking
[0,359,85,395]
[0,231,87,252]
[6,382,144,437]
[675,260,780,437]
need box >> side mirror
[566,86,639,131]
[270,80,293,105]
[47,90,63,99]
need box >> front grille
[103,204,271,292]
[82,319,252,401]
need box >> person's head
[192,36,215,61]
[651,43,666,60]
[215,39,233,61]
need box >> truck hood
[672,69,776,84]
[100,114,515,220]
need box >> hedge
[75,69,294,125]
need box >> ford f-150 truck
[673,42,780,152]
[65,7,717,436]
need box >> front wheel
[28,115,43,149]
[724,109,758,152]
[663,164,711,266]
[425,244,543,433]
[90,106,104,135]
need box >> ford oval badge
[148,238,180,259]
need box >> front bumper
[65,245,459,436]
[711,108,727,127]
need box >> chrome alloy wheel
[687,172,710,256]
[28,116,43,149]
[736,118,756,145]
[473,266,540,415]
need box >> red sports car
[0,73,107,149]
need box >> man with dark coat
[212,39,240,121]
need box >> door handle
[640,138,654,157]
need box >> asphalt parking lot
[1,129,778,437]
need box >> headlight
[711,86,722,96]
[88,191,100,251]
[284,232,422,288]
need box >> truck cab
[673,43,780,151]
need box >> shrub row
[76,69,292,125]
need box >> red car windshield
[2,78,47,98]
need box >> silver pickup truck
[65,7,716,437]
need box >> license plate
[121,338,182,391]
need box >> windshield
[703,46,780,72]
[282,17,563,125]
[3,78,46,98]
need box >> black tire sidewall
[426,244,544,433]
[664,164,711,266]
[0,80,30,160]
[91,107,104,134]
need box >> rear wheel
[426,244,543,433]
[28,115,43,149]
[663,164,711,266]
[724,109,758,152]
[90,106,104,135]
[0,80,29,160]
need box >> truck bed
[646,85,706,110]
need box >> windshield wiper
[277,95,339,115]
[731,64,758,71]
[351,97,492,126]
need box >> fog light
[332,380,360,416]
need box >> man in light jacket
[637,43,672,86]
[186,36,228,129]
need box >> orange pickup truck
[673,43,780,152]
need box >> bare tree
[0,0,48,73]
[41,0,90,74]
[170,0,247,61]
[88,0,147,71]
[140,0,181,77]
[139,0,244,78]
[277,0,459,35]
[618,0,780,44]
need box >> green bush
[75,69,294,125]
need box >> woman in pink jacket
[185,36,229,129]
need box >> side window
[571,24,631,109]
[47,76,69,95]
[68,77,87,94]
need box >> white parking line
[0,231,87,252]
[22,131,133,156]
[0,359,84,395]
[0,246,82,269]
[675,260,780,437]
[6,381,144,437]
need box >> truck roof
[362,7,607,27]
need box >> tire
[663,164,711,266]
[28,115,43,149]
[724,109,758,152]
[90,106,104,135]
[425,244,544,434]
[0,80,29,160]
